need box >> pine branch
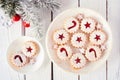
[30,0,60,11]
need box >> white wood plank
[0,9,23,80]
[80,0,106,80]
[8,21,25,80]
[53,0,78,80]
[107,0,120,80]
[0,23,23,80]
[25,9,51,80]
[0,27,11,80]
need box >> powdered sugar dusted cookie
[10,52,28,67]
[90,30,107,45]
[85,45,102,61]
[81,17,96,33]
[70,53,87,69]
[57,45,72,60]
[71,33,87,48]
[22,41,40,58]
[53,29,69,44]
[64,17,79,33]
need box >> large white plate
[7,36,44,73]
[46,8,112,74]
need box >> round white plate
[46,8,112,74]
[7,36,44,73]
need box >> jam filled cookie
[85,45,102,61]
[22,41,40,58]
[90,30,107,45]
[64,17,79,33]
[70,53,87,69]
[10,52,28,67]
[71,33,87,48]
[57,45,72,60]
[53,29,69,44]
[80,17,96,33]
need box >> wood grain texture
[52,0,78,80]
[107,0,120,80]
[0,27,11,80]
[8,21,25,80]
[80,0,107,80]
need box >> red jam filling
[84,22,91,28]
[94,35,101,41]
[14,55,23,63]
[68,20,77,30]
[27,46,33,53]
[89,48,97,58]
[58,34,65,40]
[60,48,68,56]
[75,57,81,64]
[76,37,82,43]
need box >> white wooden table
[0,0,120,80]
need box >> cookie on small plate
[22,41,40,58]
[10,52,28,68]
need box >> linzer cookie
[10,52,28,68]
[53,29,69,44]
[90,30,107,45]
[80,17,96,33]
[71,32,87,48]
[57,45,72,60]
[64,17,79,33]
[85,45,102,61]
[22,41,39,58]
[70,53,87,69]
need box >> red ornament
[12,14,21,22]
[23,21,30,28]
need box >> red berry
[12,14,21,22]
[23,21,30,28]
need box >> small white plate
[46,8,112,74]
[7,36,44,73]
